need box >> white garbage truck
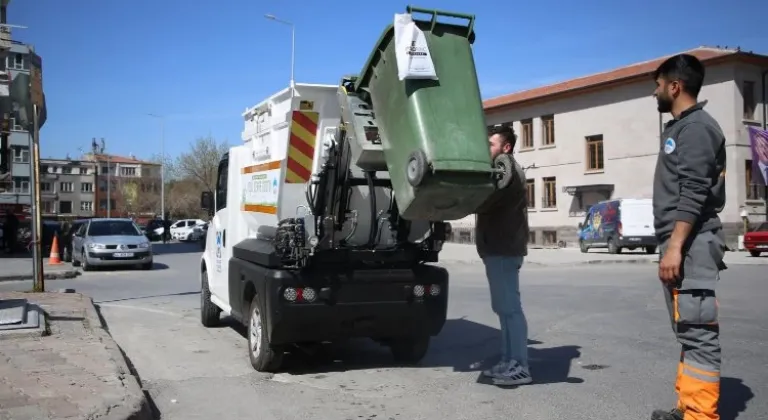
[198,6,514,372]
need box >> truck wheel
[493,153,514,189]
[247,295,284,372]
[200,271,221,327]
[390,335,430,364]
[406,149,428,187]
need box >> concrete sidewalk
[0,257,79,282]
[438,242,768,266]
[0,292,152,420]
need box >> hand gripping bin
[353,6,514,222]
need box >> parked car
[578,198,657,254]
[71,218,153,271]
[156,218,206,242]
[140,219,164,241]
[62,219,90,262]
[744,222,768,257]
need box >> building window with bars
[542,177,557,209]
[541,115,555,146]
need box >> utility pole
[147,113,165,218]
[100,139,111,217]
[264,14,295,100]
[30,103,43,291]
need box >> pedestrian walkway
[438,242,768,266]
[0,257,79,282]
[0,292,152,420]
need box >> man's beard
[656,95,673,113]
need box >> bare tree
[165,178,204,218]
[173,136,228,194]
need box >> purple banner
[748,126,768,187]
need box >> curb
[82,295,154,420]
[437,257,657,266]
[0,270,80,282]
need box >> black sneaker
[651,408,683,420]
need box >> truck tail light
[283,287,317,303]
[412,284,441,298]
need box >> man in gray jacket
[476,123,531,386]
[650,54,727,420]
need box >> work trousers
[482,255,528,368]
[660,229,726,420]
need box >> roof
[483,46,768,113]
[40,158,97,166]
[86,153,160,166]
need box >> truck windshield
[88,221,141,236]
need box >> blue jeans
[482,255,528,368]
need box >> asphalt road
[0,243,764,420]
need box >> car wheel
[607,238,621,254]
[200,271,221,327]
[247,295,284,372]
[749,250,761,257]
[579,240,588,253]
[80,250,92,271]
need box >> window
[99,199,116,210]
[121,167,137,176]
[40,165,50,174]
[81,182,93,193]
[520,119,533,149]
[542,230,558,245]
[42,201,55,213]
[585,135,604,171]
[9,117,23,131]
[12,147,29,163]
[528,231,536,244]
[215,155,229,212]
[743,81,756,120]
[59,182,74,192]
[80,201,93,212]
[525,179,535,209]
[541,115,555,146]
[99,179,107,191]
[101,166,109,175]
[7,53,23,70]
[542,177,557,208]
[13,177,29,194]
[62,167,72,174]
[746,159,766,200]
[59,201,73,214]
[79,167,89,175]
[40,182,52,192]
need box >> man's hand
[658,247,682,285]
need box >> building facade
[452,46,767,248]
[0,41,33,216]
[85,153,162,218]
[39,158,97,218]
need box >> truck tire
[390,335,430,364]
[200,271,221,327]
[406,149,428,187]
[247,295,284,372]
[493,153,514,190]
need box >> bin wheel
[406,149,428,187]
[493,153,514,189]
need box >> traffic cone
[48,235,62,265]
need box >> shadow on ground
[151,242,203,256]
[720,377,754,420]
[216,316,583,386]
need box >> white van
[577,198,657,254]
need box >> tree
[173,136,229,194]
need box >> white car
[154,219,206,242]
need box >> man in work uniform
[475,123,532,386]
[650,54,727,420]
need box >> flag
[748,126,768,187]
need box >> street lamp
[147,113,165,219]
[264,14,295,98]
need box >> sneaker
[491,361,533,386]
[482,361,510,379]
[651,408,683,420]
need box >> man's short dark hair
[488,123,517,150]
[653,53,705,98]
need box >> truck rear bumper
[262,265,449,345]
[618,235,657,247]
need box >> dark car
[141,219,164,241]
[62,219,89,262]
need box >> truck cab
[578,198,657,254]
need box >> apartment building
[452,46,767,248]
[0,41,34,217]
[38,157,97,218]
[85,153,162,218]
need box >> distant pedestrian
[651,53,727,420]
[163,216,171,244]
[475,124,532,386]
[3,210,18,253]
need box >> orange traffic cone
[49,235,62,265]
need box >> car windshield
[87,221,141,236]
[755,222,768,232]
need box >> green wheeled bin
[354,5,514,222]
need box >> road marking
[97,303,184,318]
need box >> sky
[9,0,766,162]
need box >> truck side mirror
[200,191,213,211]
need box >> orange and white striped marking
[285,110,319,184]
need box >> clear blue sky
[10,0,765,162]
